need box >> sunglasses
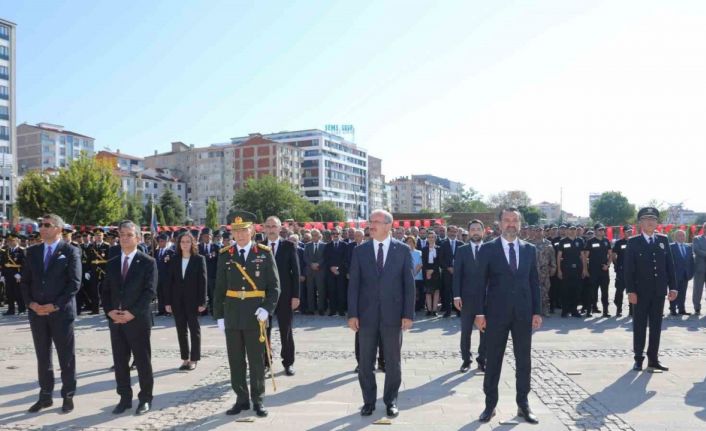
[41,223,57,228]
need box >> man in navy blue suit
[324,227,349,316]
[348,209,415,419]
[669,229,693,315]
[472,208,541,424]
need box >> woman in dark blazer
[165,232,207,370]
[422,231,442,317]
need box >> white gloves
[84,273,91,281]
[14,274,21,281]
[217,318,225,333]
[0,276,4,283]
[255,307,269,322]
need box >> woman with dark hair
[165,232,207,371]
[422,231,442,316]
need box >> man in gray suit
[348,209,415,419]
[304,229,326,315]
[692,223,706,314]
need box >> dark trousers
[632,293,665,363]
[549,275,560,311]
[86,276,101,313]
[614,275,633,315]
[265,302,295,367]
[354,331,385,366]
[670,278,688,313]
[173,305,201,361]
[560,267,581,315]
[483,313,532,409]
[3,276,25,313]
[206,278,216,314]
[298,280,308,312]
[29,313,76,400]
[358,325,401,406]
[109,320,153,403]
[414,280,425,311]
[156,280,167,314]
[326,273,347,314]
[440,270,453,312]
[225,328,266,405]
[589,270,610,311]
[306,271,326,313]
[460,308,486,363]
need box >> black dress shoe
[112,401,132,414]
[443,311,451,318]
[603,312,611,318]
[135,401,151,415]
[178,364,189,371]
[28,399,53,413]
[62,397,74,413]
[477,361,486,372]
[460,360,471,373]
[680,311,692,316]
[253,404,268,417]
[226,402,250,415]
[360,404,375,416]
[377,364,386,373]
[386,404,399,418]
[616,311,623,317]
[633,360,643,371]
[328,311,336,316]
[670,311,678,316]
[647,362,669,371]
[285,366,295,376]
[517,405,539,424]
[478,407,496,423]
[187,362,197,371]
[695,309,701,315]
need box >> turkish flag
[423,220,431,228]
[392,221,400,228]
[414,220,421,227]
[606,227,613,241]
[403,220,411,228]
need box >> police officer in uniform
[584,224,613,317]
[1,233,26,315]
[612,225,633,317]
[548,225,562,314]
[214,217,280,418]
[557,224,585,318]
[86,229,110,315]
[625,207,677,371]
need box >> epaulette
[219,245,232,254]
[257,243,271,251]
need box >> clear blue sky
[3,0,706,216]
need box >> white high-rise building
[0,18,16,220]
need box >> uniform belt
[92,260,108,264]
[3,263,21,268]
[226,290,265,299]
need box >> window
[154,183,158,189]
[0,65,7,77]
[0,25,8,38]
[0,46,8,58]
[0,86,8,97]
[0,106,7,117]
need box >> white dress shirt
[642,233,655,243]
[237,241,253,261]
[181,257,189,277]
[121,249,138,272]
[373,236,392,267]
[500,236,520,267]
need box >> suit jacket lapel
[182,255,194,280]
[382,241,396,274]
[124,253,140,284]
[45,241,64,273]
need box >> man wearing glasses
[20,214,82,414]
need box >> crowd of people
[2,208,704,423]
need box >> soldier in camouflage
[531,226,557,316]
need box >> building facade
[231,133,301,190]
[367,155,388,211]
[95,149,145,173]
[118,168,187,208]
[230,129,368,220]
[536,201,562,223]
[16,123,95,174]
[390,176,456,213]
[0,18,16,219]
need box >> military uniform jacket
[213,243,281,330]
[624,234,677,296]
[0,246,25,277]
[88,242,110,280]
[533,239,557,280]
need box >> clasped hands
[348,317,413,332]
[29,302,58,316]
[108,309,135,324]
[474,314,543,333]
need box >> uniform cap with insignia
[594,223,605,230]
[93,228,105,235]
[623,224,634,232]
[231,216,253,230]
[62,225,75,234]
[201,227,212,236]
[637,206,660,221]
[566,224,576,229]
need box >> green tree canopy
[518,206,543,225]
[232,175,311,222]
[590,191,636,226]
[442,187,488,213]
[486,190,531,209]
[123,193,143,226]
[309,201,345,222]
[205,198,219,230]
[159,188,185,226]
[16,171,51,220]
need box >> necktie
[44,246,53,271]
[121,256,129,280]
[314,243,318,255]
[649,237,654,245]
[271,242,276,255]
[509,242,517,272]
[239,249,246,266]
[474,245,479,259]
[377,243,384,274]
[681,244,686,257]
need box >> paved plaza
[1,283,705,431]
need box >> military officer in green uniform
[214,217,280,418]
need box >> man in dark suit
[198,228,219,315]
[20,214,82,413]
[102,220,158,415]
[262,216,300,376]
[348,209,415,419]
[625,207,678,372]
[324,227,348,316]
[303,229,326,315]
[439,225,462,317]
[452,220,486,373]
[155,233,175,316]
[669,229,694,315]
[472,208,541,424]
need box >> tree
[48,154,123,225]
[232,175,310,222]
[694,214,706,226]
[205,198,219,230]
[486,190,531,209]
[518,206,543,225]
[123,193,143,226]
[159,188,185,226]
[16,171,51,219]
[143,195,165,227]
[442,187,489,213]
[590,191,636,226]
[309,201,345,222]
